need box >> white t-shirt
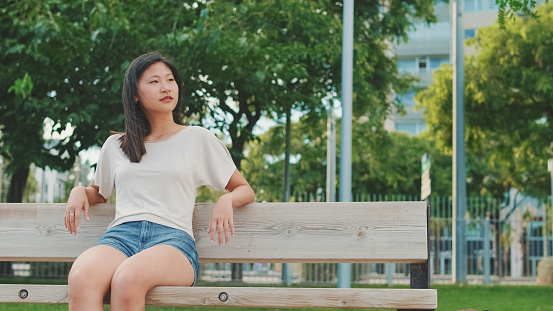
[93,126,236,237]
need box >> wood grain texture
[0,284,437,309]
[0,201,428,263]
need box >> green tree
[243,116,452,201]
[0,0,198,201]
[416,3,553,276]
[496,0,549,27]
[0,0,437,201]
[177,0,436,169]
[416,3,553,200]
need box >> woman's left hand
[208,195,235,246]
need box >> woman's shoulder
[186,126,218,139]
[106,132,123,142]
[102,132,124,148]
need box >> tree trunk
[229,136,245,171]
[227,99,260,281]
[7,166,29,203]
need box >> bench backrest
[0,201,428,264]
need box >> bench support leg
[399,203,434,311]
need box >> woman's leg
[110,245,195,310]
[68,245,127,311]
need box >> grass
[1,284,552,311]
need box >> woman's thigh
[112,245,195,290]
[68,245,127,296]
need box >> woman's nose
[160,81,170,92]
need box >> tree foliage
[243,116,452,202]
[496,0,549,27]
[177,0,436,168]
[1,0,438,201]
[415,2,553,200]
[0,0,197,201]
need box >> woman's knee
[67,263,108,308]
[68,263,93,292]
[111,262,150,293]
[110,264,150,307]
[68,246,125,301]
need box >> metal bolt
[218,292,229,302]
[19,289,28,299]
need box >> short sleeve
[196,131,237,192]
[93,135,119,200]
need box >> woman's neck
[145,118,185,142]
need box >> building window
[465,0,476,12]
[398,57,449,74]
[418,58,427,70]
[465,29,476,39]
[407,21,451,40]
[397,59,417,74]
[466,0,497,12]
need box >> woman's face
[136,62,179,119]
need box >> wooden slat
[0,201,428,263]
[0,284,437,309]
[0,203,113,262]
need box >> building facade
[391,0,501,135]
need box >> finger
[66,212,72,233]
[217,222,224,246]
[84,202,90,221]
[64,211,68,231]
[75,209,82,231]
[69,211,76,235]
[210,219,217,243]
[223,221,230,245]
[229,218,235,238]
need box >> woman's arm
[64,180,107,235]
[209,169,255,245]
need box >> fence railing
[2,193,552,285]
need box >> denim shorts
[96,220,199,283]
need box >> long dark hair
[119,52,184,163]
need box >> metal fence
[2,193,552,285]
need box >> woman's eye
[150,80,158,84]
[169,78,175,82]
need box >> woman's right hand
[64,186,90,235]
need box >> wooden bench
[0,201,437,310]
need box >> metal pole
[338,0,354,289]
[282,109,292,286]
[327,111,336,203]
[284,109,292,203]
[543,158,553,258]
[452,0,467,284]
[386,263,395,285]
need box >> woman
[64,52,255,310]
